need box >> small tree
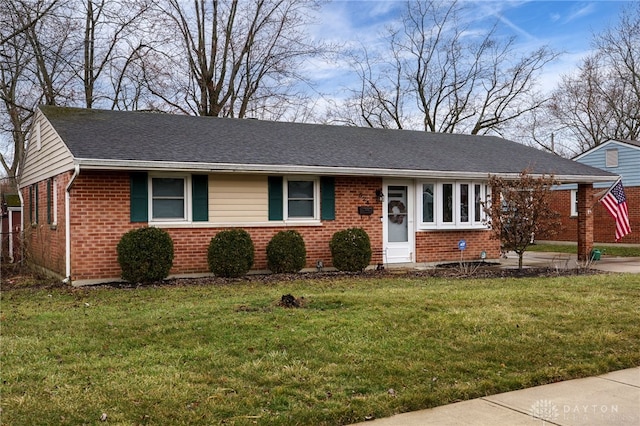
[484,170,561,269]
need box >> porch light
[375,189,384,203]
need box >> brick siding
[23,171,503,282]
[415,229,500,263]
[164,176,385,276]
[62,172,385,281]
[545,187,639,244]
[21,172,70,276]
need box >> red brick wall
[25,170,503,282]
[64,172,384,281]
[164,176,385,275]
[547,187,640,244]
[415,229,500,263]
[68,171,146,281]
[21,172,70,276]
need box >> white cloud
[564,3,596,23]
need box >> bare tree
[77,0,153,108]
[155,0,327,118]
[0,25,34,181]
[340,0,557,134]
[0,0,61,46]
[549,3,640,151]
[0,0,159,179]
[484,170,561,270]
[0,0,74,180]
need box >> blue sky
[307,0,630,97]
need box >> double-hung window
[285,178,318,220]
[268,176,332,222]
[419,181,489,229]
[151,177,187,220]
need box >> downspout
[64,165,80,283]
[17,189,25,264]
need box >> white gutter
[64,165,80,283]
[74,158,617,184]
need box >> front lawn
[2,274,639,425]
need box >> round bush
[266,230,307,273]
[208,229,255,278]
[117,227,174,284]
[329,228,372,272]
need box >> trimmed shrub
[117,227,174,284]
[266,230,307,273]
[330,228,372,272]
[208,229,255,278]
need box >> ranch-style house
[18,106,616,285]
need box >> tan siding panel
[19,110,74,187]
[209,175,268,222]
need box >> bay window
[419,181,489,229]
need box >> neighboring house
[1,193,22,263]
[18,106,615,285]
[548,140,639,244]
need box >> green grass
[529,243,640,257]
[2,274,639,425]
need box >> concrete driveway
[500,251,640,273]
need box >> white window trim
[417,180,490,230]
[283,177,320,222]
[570,189,578,217]
[148,174,191,223]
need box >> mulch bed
[1,262,601,291]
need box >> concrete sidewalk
[351,367,640,425]
[499,251,640,273]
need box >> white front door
[383,182,414,263]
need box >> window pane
[388,186,408,242]
[152,177,185,220]
[152,178,184,197]
[422,183,434,222]
[153,199,184,219]
[442,184,453,223]
[287,180,314,218]
[474,184,482,222]
[460,184,469,222]
[288,181,313,199]
[288,200,314,217]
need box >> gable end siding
[19,110,75,188]
[577,142,640,187]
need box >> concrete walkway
[351,367,640,425]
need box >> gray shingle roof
[41,106,615,180]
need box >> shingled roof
[40,106,615,182]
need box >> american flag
[600,179,631,241]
